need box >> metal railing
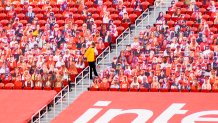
[31,85,69,123]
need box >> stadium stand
[88,0,218,93]
[0,0,152,92]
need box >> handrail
[31,85,69,123]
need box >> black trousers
[88,61,98,79]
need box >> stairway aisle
[39,1,172,122]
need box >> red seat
[150,88,159,92]
[14,81,23,89]
[54,87,62,92]
[95,20,103,27]
[89,87,99,91]
[0,20,9,27]
[87,7,96,13]
[99,88,109,91]
[116,26,125,35]
[176,2,184,7]
[164,14,171,21]
[110,14,119,20]
[167,20,175,28]
[190,89,200,92]
[130,88,139,92]
[160,88,169,92]
[210,27,217,33]
[24,87,33,90]
[56,20,65,26]
[110,88,119,91]
[123,1,131,7]
[104,1,112,7]
[170,89,179,92]
[0,83,4,89]
[120,88,129,92]
[44,87,52,90]
[34,87,43,90]
[202,14,209,21]
[17,13,25,20]
[126,8,134,14]
[0,13,6,20]
[186,21,194,27]
[181,89,190,92]
[129,14,137,23]
[139,88,149,92]
[85,1,94,7]
[75,20,84,27]
[113,20,121,26]
[141,1,150,10]
[92,14,100,20]
[5,83,14,89]
[20,20,28,26]
[201,89,211,93]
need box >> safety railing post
[89,66,91,87]
[39,111,41,123]
[148,9,150,25]
[53,99,55,117]
[109,46,111,62]
[103,49,105,70]
[82,71,84,92]
[116,39,118,56]
[61,91,63,111]
[129,28,131,44]
[67,86,69,105]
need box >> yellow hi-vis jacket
[84,47,98,62]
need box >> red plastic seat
[186,21,194,27]
[110,88,119,91]
[110,14,119,20]
[0,13,6,20]
[113,20,121,26]
[0,83,4,89]
[24,86,33,90]
[150,88,159,92]
[56,20,65,26]
[34,86,43,90]
[116,26,125,35]
[167,20,175,28]
[130,88,139,92]
[44,87,52,91]
[104,1,112,7]
[85,1,94,7]
[201,89,211,93]
[20,20,28,26]
[129,14,137,23]
[75,20,84,27]
[160,88,169,92]
[164,14,171,21]
[170,89,179,92]
[5,83,14,89]
[0,20,9,27]
[123,1,131,7]
[89,87,99,91]
[176,2,184,7]
[14,81,23,89]
[17,13,25,20]
[126,8,134,14]
[139,88,149,92]
[141,1,150,10]
[202,14,209,21]
[54,87,62,92]
[120,88,129,92]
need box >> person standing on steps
[84,42,98,79]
